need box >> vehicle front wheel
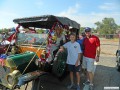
[52,49,67,77]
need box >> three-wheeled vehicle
[0,15,80,90]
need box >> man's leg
[88,72,93,84]
[76,72,81,90]
[82,57,90,84]
[76,72,80,85]
[70,71,74,84]
[75,65,81,90]
[88,71,94,90]
[87,71,90,81]
[87,58,94,84]
[67,65,74,89]
[67,72,74,89]
[87,58,94,90]
[75,65,81,85]
[82,56,87,75]
[87,59,94,84]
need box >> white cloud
[57,3,120,28]
[35,0,44,9]
[99,3,119,10]
[58,3,80,16]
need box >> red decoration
[0,58,5,66]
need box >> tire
[116,52,119,62]
[52,59,66,77]
[117,63,120,71]
[116,52,120,71]
[52,50,67,77]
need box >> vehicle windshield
[17,33,47,47]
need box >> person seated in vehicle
[48,24,66,62]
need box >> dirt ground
[100,38,118,55]
[1,38,120,90]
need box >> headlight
[7,70,21,87]
[7,75,13,85]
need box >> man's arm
[78,53,81,61]
[96,46,101,62]
[96,46,101,57]
[75,53,82,66]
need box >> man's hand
[75,59,79,67]
[59,46,64,52]
[59,48,64,52]
[95,56,99,62]
[75,53,81,66]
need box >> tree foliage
[95,17,118,34]
[80,27,85,33]
[0,28,9,34]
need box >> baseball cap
[84,27,91,32]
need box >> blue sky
[0,0,120,28]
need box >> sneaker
[83,81,90,85]
[89,84,94,90]
[76,85,80,90]
[67,84,74,89]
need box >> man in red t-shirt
[83,27,101,90]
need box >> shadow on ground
[94,55,120,90]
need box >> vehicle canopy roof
[13,15,80,30]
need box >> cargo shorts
[82,56,95,73]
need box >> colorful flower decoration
[0,54,7,66]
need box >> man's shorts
[82,56,95,72]
[68,64,80,72]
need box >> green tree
[95,18,118,34]
[80,27,85,33]
[118,25,120,28]
[0,28,9,34]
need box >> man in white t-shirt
[60,33,82,90]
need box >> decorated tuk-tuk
[0,15,80,90]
